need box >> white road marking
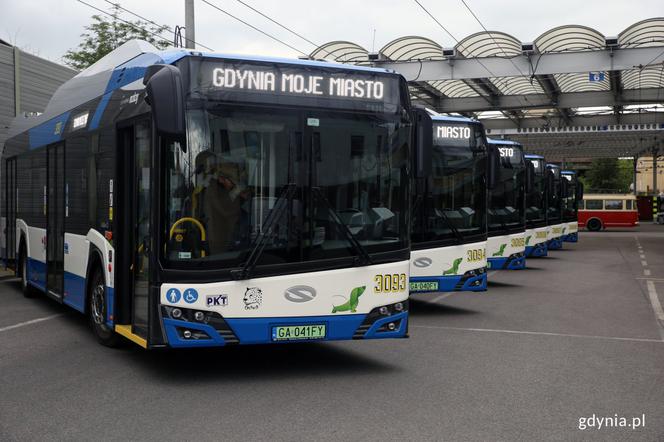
[411,324,664,343]
[646,280,664,322]
[431,292,455,303]
[641,260,648,267]
[644,269,652,276]
[0,314,64,333]
[640,254,646,259]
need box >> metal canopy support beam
[482,112,664,130]
[437,88,663,113]
[375,46,664,82]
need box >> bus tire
[19,244,37,298]
[88,267,121,347]
[586,218,602,232]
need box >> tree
[585,158,633,192]
[63,4,170,70]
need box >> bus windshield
[488,143,525,232]
[547,166,562,223]
[526,158,546,227]
[162,102,410,270]
[412,121,487,244]
[562,174,577,222]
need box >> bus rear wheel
[587,218,602,232]
[19,247,37,298]
[88,267,121,347]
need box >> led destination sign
[193,60,399,112]
[212,68,385,99]
[435,125,471,140]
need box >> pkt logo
[413,257,432,268]
[206,294,228,307]
[284,285,317,303]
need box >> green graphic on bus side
[492,244,507,257]
[443,258,463,276]
[332,286,366,313]
[526,235,532,245]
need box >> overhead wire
[412,0,527,122]
[75,0,174,47]
[200,0,308,56]
[101,0,215,51]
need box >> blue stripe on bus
[89,91,113,130]
[27,258,47,291]
[63,271,86,313]
[28,112,71,149]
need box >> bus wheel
[587,218,602,232]
[19,247,37,298]
[88,268,121,347]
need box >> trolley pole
[185,0,196,49]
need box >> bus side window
[586,200,602,210]
[625,199,632,210]
[604,199,623,210]
[579,200,585,210]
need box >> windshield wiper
[437,209,465,243]
[230,183,297,280]
[311,187,373,266]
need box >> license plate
[272,324,326,341]
[410,281,439,292]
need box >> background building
[0,39,76,151]
[636,156,664,195]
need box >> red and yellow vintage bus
[579,194,639,231]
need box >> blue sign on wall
[589,72,605,82]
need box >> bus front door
[46,143,65,300]
[116,121,151,339]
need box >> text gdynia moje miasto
[211,67,386,100]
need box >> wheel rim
[91,283,106,326]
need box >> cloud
[3,0,662,64]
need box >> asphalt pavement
[1,225,664,441]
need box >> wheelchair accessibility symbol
[183,288,199,304]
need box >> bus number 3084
[467,249,485,262]
[374,273,407,293]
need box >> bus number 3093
[374,273,407,293]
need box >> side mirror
[525,161,535,193]
[144,64,186,147]
[576,181,584,201]
[412,108,432,179]
[487,143,500,189]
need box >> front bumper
[159,302,408,348]
[562,232,578,242]
[547,237,564,250]
[410,267,487,293]
[525,242,548,257]
[487,252,526,270]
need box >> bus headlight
[194,311,205,321]
[172,308,182,319]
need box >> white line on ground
[646,280,664,322]
[644,269,652,276]
[640,254,646,259]
[641,260,648,267]
[431,292,455,303]
[411,324,664,343]
[0,314,64,333]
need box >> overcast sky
[3,0,663,65]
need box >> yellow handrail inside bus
[169,217,207,257]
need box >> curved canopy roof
[311,18,664,159]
